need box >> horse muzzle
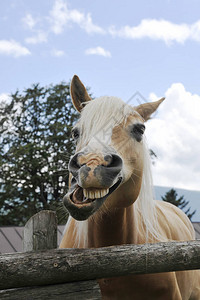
[63,153,123,220]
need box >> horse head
[63,75,164,220]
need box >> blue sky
[0,0,200,192]
[1,0,200,99]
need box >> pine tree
[0,82,80,225]
[161,188,196,220]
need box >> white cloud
[21,7,200,47]
[145,83,200,191]
[51,49,65,57]
[80,13,105,35]
[0,40,31,57]
[0,93,11,105]
[25,31,48,44]
[109,19,200,45]
[49,0,105,35]
[22,13,38,30]
[49,0,69,34]
[85,46,111,57]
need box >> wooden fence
[0,210,200,299]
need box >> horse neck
[86,205,140,248]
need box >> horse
[60,75,200,300]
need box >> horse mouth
[63,178,122,220]
[71,186,109,204]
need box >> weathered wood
[23,210,57,252]
[0,280,101,300]
[0,240,200,290]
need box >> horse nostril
[104,154,113,165]
[104,154,122,174]
[90,154,122,187]
[69,153,82,176]
[105,154,123,169]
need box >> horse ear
[70,75,91,112]
[135,97,165,121]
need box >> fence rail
[0,280,101,300]
[1,239,200,290]
[0,210,200,299]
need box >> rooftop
[0,223,199,254]
[0,225,65,254]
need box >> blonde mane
[134,138,165,242]
[65,96,165,247]
[77,96,134,147]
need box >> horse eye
[72,128,80,141]
[130,123,145,142]
[133,124,145,135]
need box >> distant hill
[154,186,200,222]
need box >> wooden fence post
[23,210,57,252]
[0,210,101,299]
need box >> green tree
[0,82,79,226]
[162,188,196,220]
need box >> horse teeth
[89,191,96,199]
[100,189,109,197]
[83,189,87,198]
[83,189,89,198]
[96,191,101,198]
[83,188,109,199]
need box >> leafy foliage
[0,82,79,225]
[161,188,196,220]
